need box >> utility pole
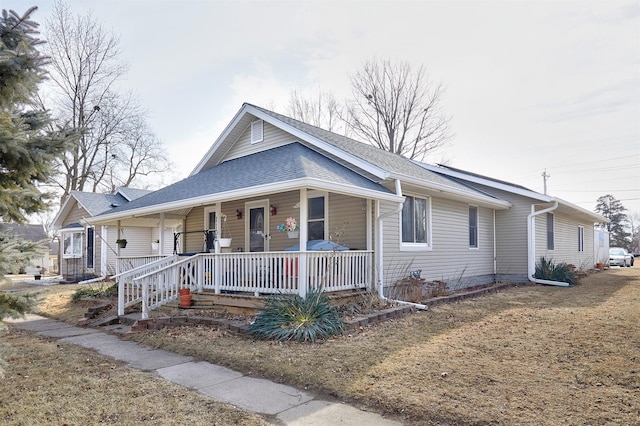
[542,169,550,195]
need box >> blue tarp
[284,240,350,251]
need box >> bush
[249,287,344,343]
[534,257,577,285]
[71,283,117,301]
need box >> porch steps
[93,313,142,335]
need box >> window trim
[399,194,432,251]
[307,190,328,241]
[469,205,479,249]
[578,225,584,252]
[62,230,83,259]
[250,119,264,144]
[546,212,555,251]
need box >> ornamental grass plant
[249,287,344,342]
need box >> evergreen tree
[595,194,630,249]
[0,7,70,224]
[0,7,69,317]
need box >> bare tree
[346,58,452,160]
[287,89,347,135]
[42,1,170,199]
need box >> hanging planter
[151,240,159,250]
[277,217,299,239]
[287,231,299,239]
[219,237,232,247]
[116,239,127,249]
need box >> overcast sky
[8,0,640,215]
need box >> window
[63,231,82,258]
[469,206,478,248]
[578,226,584,252]
[251,120,263,143]
[402,195,429,245]
[86,227,95,268]
[546,213,554,250]
[308,196,325,240]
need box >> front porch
[116,250,373,319]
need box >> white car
[609,248,632,267]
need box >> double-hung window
[578,226,584,252]
[547,213,555,250]
[469,206,478,248]
[308,196,326,240]
[401,195,429,247]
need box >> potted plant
[151,239,160,250]
[116,238,127,249]
[219,214,232,247]
[277,217,299,238]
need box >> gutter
[526,201,570,287]
[376,179,429,310]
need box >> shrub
[534,257,577,285]
[71,283,117,301]
[249,287,344,343]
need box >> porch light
[270,204,277,216]
[236,209,243,220]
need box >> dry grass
[0,327,269,425]
[4,269,640,425]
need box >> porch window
[308,196,325,240]
[86,227,95,268]
[469,206,478,248]
[63,231,82,258]
[401,195,429,246]
[578,226,584,252]
[547,213,554,250]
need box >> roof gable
[0,223,47,242]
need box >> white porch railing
[115,255,178,315]
[117,255,168,275]
[129,250,373,319]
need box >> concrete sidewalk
[6,314,402,426]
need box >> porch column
[298,188,308,298]
[159,213,165,255]
[366,199,374,290]
[116,220,122,262]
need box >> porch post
[298,188,308,298]
[116,220,122,261]
[366,199,374,290]
[159,213,165,255]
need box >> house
[0,223,51,275]
[82,103,606,318]
[52,187,180,282]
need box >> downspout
[376,179,429,310]
[493,209,497,276]
[527,201,569,287]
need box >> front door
[245,200,270,252]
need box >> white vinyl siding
[537,213,594,268]
[224,122,295,160]
[382,197,495,287]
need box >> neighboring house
[0,223,50,275]
[83,103,606,317]
[52,187,180,282]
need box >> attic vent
[110,203,120,208]
[251,119,264,144]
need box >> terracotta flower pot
[179,288,190,296]
[179,293,192,307]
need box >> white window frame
[250,119,264,144]
[307,190,328,241]
[62,230,83,259]
[547,212,555,251]
[578,226,584,252]
[469,205,479,249]
[400,194,432,251]
[204,205,220,233]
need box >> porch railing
[130,250,373,319]
[115,255,178,316]
[117,255,168,275]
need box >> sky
[7,0,640,216]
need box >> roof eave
[86,178,400,225]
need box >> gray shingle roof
[71,191,130,216]
[0,223,47,242]
[99,143,393,216]
[250,104,485,196]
